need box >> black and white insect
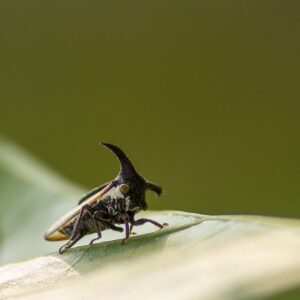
[44,142,167,254]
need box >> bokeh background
[0,0,299,217]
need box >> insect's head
[101,142,163,210]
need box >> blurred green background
[0,0,299,217]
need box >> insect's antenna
[100,142,138,178]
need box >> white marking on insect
[105,185,126,200]
[125,197,131,211]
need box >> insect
[44,142,167,254]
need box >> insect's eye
[120,184,129,194]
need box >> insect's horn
[100,142,138,178]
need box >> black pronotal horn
[100,142,138,179]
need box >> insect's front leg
[126,212,137,235]
[129,223,137,235]
[131,218,168,229]
[121,214,130,245]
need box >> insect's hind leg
[60,204,100,253]
[59,231,85,254]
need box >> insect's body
[59,185,138,238]
[44,142,167,253]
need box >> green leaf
[1,137,300,300]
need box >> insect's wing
[78,182,110,204]
[44,182,113,241]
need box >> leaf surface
[0,138,300,300]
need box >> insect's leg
[129,223,137,235]
[59,204,95,254]
[89,213,103,245]
[121,215,130,244]
[109,224,124,232]
[93,212,124,232]
[68,204,94,242]
[126,213,136,235]
[59,231,85,254]
[132,218,168,229]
